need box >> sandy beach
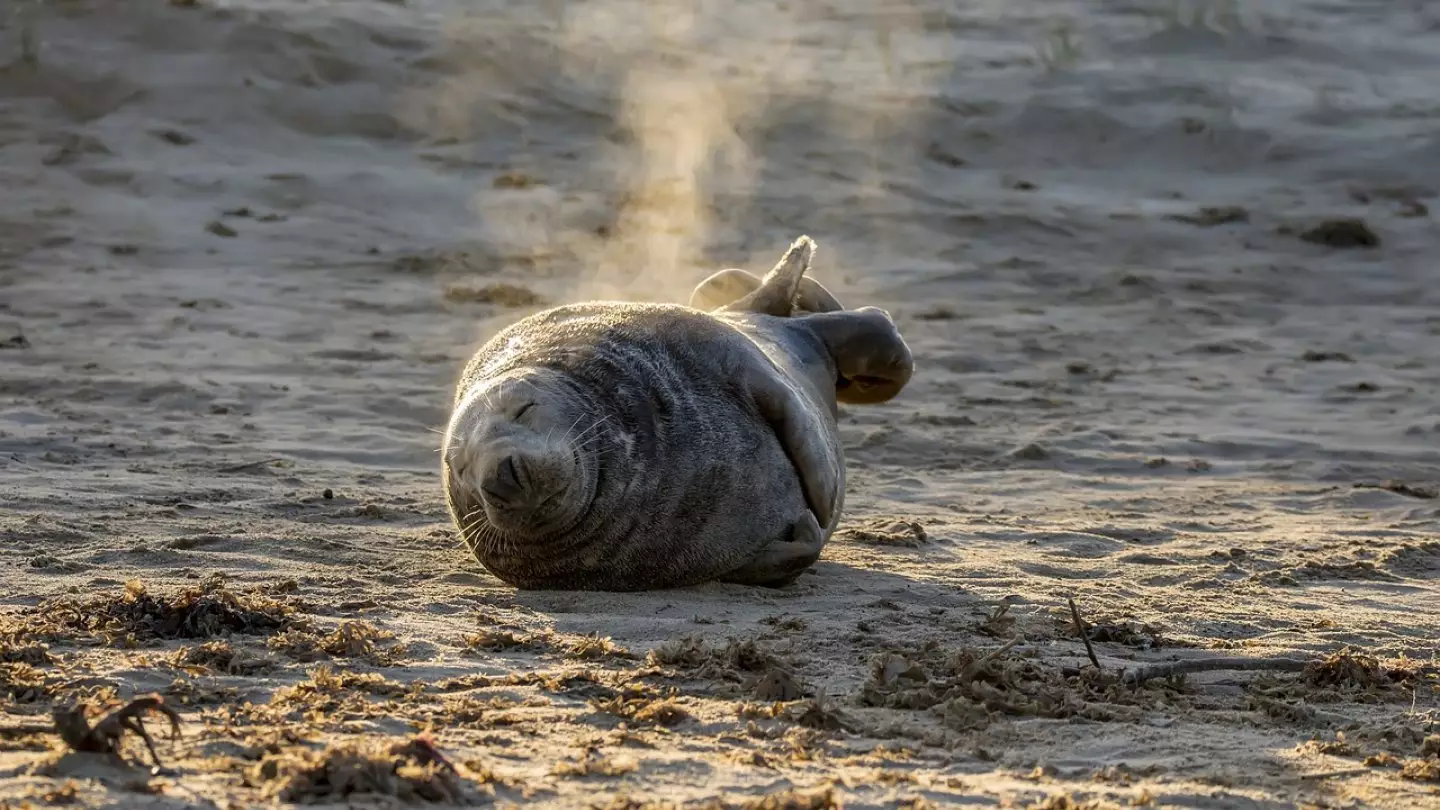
[1,1,1438,807]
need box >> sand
[1,0,1438,807]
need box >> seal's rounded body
[442,236,912,591]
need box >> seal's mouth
[448,444,593,552]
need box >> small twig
[1068,597,1100,672]
[1297,767,1372,780]
[961,635,1022,680]
[216,457,285,474]
[1120,656,1310,686]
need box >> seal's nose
[480,454,528,506]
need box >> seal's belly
[593,372,817,589]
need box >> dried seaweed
[858,641,1181,724]
[646,636,779,681]
[270,620,406,666]
[170,640,275,675]
[249,736,476,804]
[28,579,298,644]
[590,684,690,727]
[1,662,52,703]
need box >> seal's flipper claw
[718,511,825,588]
[727,235,816,316]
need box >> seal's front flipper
[745,363,841,533]
[718,510,826,588]
[801,306,914,405]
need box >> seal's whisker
[569,415,611,446]
[558,413,585,445]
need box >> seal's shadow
[508,557,971,643]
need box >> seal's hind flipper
[726,235,815,316]
[801,306,914,405]
[690,266,847,315]
[689,268,763,312]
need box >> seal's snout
[445,368,597,541]
[479,454,530,507]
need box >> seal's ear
[725,235,815,317]
[801,306,914,405]
[689,267,848,314]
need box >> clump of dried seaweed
[270,620,407,666]
[1304,647,1424,691]
[1401,757,1439,782]
[858,640,1184,728]
[1,661,53,703]
[0,626,52,666]
[738,785,841,809]
[170,640,275,675]
[273,666,411,705]
[461,628,552,654]
[589,684,691,728]
[249,736,476,804]
[1024,795,1124,810]
[165,676,242,707]
[1058,612,1175,651]
[27,579,299,644]
[567,633,633,661]
[1249,647,1435,705]
[646,635,780,681]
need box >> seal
[441,235,913,591]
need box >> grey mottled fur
[442,235,912,591]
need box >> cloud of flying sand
[405,0,950,304]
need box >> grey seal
[441,235,913,591]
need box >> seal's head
[442,368,598,545]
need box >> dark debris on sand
[247,735,476,804]
[1297,217,1380,248]
[24,578,299,645]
